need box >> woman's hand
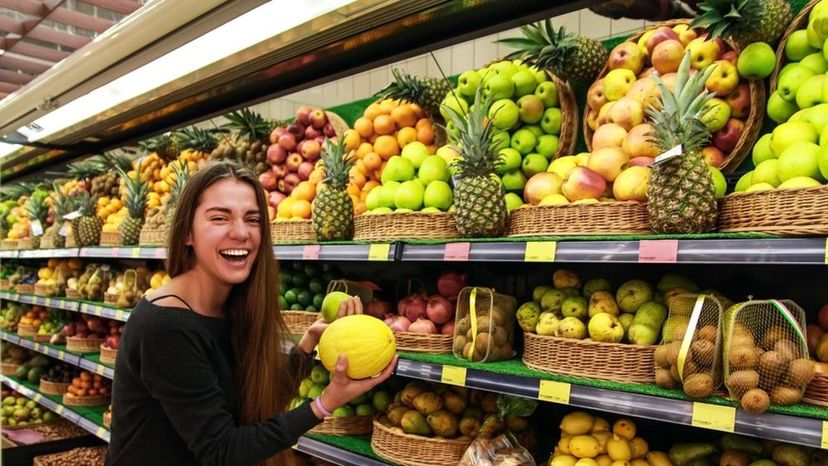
[297,296,362,354]
[313,354,399,418]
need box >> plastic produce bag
[458,434,535,466]
[453,287,517,362]
[326,279,375,305]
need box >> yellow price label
[131,247,141,258]
[822,421,828,449]
[692,403,735,433]
[524,241,557,262]
[368,243,391,261]
[95,365,106,376]
[115,310,126,321]
[55,405,64,414]
[33,393,42,402]
[440,365,467,387]
[538,380,571,405]
[57,351,65,359]
[96,426,106,437]
[44,298,53,307]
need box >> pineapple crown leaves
[67,158,105,180]
[646,51,718,152]
[177,126,218,153]
[106,154,150,217]
[73,191,96,216]
[441,86,503,178]
[51,181,70,217]
[320,137,355,190]
[690,0,760,39]
[24,190,49,223]
[99,151,134,173]
[223,108,270,143]
[137,133,177,158]
[169,162,191,203]
[376,68,423,101]
[497,20,578,70]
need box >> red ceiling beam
[82,0,142,15]
[0,0,43,16]
[0,69,36,85]
[51,6,114,33]
[0,82,22,93]
[0,55,53,74]
[8,41,71,62]
[0,15,25,35]
[27,24,88,49]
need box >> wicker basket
[804,369,828,407]
[0,279,10,290]
[770,0,820,91]
[62,393,110,407]
[99,344,117,365]
[99,231,122,246]
[64,233,76,248]
[508,201,651,236]
[371,418,472,466]
[271,220,315,244]
[282,311,318,335]
[718,185,828,236]
[138,226,167,246]
[39,379,72,396]
[309,415,374,436]
[583,19,764,173]
[0,239,18,250]
[34,284,55,297]
[15,284,34,294]
[1,362,20,376]
[17,323,37,337]
[354,212,460,242]
[39,234,57,249]
[103,292,119,306]
[394,332,452,354]
[17,238,33,250]
[33,333,53,343]
[66,337,105,353]
[523,332,656,383]
[64,289,81,299]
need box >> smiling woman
[105,161,397,466]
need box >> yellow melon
[318,314,396,379]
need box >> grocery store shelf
[78,246,166,259]
[0,331,114,379]
[273,243,398,261]
[18,248,80,259]
[0,250,19,258]
[395,357,827,449]
[0,291,130,322]
[1,375,110,442]
[295,436,388,466]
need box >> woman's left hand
[298,296,362,354]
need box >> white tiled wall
[248,8,648,120]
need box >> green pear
[535,312,561,336]
[588,312,624,343]
[516,302,541,332]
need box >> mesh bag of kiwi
[453,287,517,362]
[655,294,724,399]
[722,299,815,414]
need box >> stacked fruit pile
[211,109,272,175]
[41,361,81,386]
[383,271,466,335]
[14,354,50,384]
[71,264,107,301]
[149,270,171,291]
[8,265,36,289]
[0,302,26,331]
[279,262,336,312]
[19,306,48,330]
[1,391,56,427]
[36,309,70,338]
[64,370,111,402]
[1,344,30,367]
[100,321,123,354]
[62,315,112,341]
[35,259,83,297]
[3,194,31,242]
[104,268,148,308]
[291,363,385,418]
[668,435,815,466]
[549,412,663,466]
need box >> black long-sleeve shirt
[105,298,320,466]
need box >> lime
[308,278,324,294]
[348,392,369,406]
[332,405,354,418]
[313,293,324,308]
[279,272,292,288]
[292,262,304,272]
[284,289,298,304]
[305,305,317,312]
[304,264,321,277]
[279,296,288,309]
[292,274,308,288]
[322,272,334,284]
[297,290,312,307]
[290,303,304,310]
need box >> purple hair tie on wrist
[315,396,332,418]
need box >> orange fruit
[391,105,418,128]
[364,103,385,121]
[347,184,360,197]
[355,202,367,216]
[410,103,426,119]
[343,129,361,150]
[379,99,398,114]
[354,159,367,175]
[277,198,296,218]
[396,127,418,148]
[363,180,380,193]
[417,125,435,145]
[291,199,312,219]
[363,152,382,171]
[368,134,379,144]
[373,114,395,135]
[354,117,374,138]
[292,181,316,202]
[374,135,400,159]
[415,118,432,131]
[357,142,374,159]
[350,170,367,188]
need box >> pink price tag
[154,248,166,259]
[302,245,321,260]
[638,240,679,263]
[443,242,470,261]
[110,247,120,258]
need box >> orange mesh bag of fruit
[722,299,814,414]
[453,287,517,362]
[655,294,724,399]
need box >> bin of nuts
[33,446,107,465]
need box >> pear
[400,410,432,436]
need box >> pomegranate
[397,295,413,316]
[408,318,438,334]
[384,315,410,333]
[367,300,393,320]
[437,271,468,299]
[441,322,455,335]
[403,294,427,322]
[426,295,453,325]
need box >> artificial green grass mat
[83,352,113,368]
[304,433,384,461]
[398,353,828,421]
[7,376,107,421]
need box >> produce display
[383,270,466,336]
[291,362,382,418]
[41,361,81,386]
[453,287,517,362]
[13,354,50,384]
[35,259,84,297]
[62,315,117,342]
[1,389,56,427]
[0,302,27,331]
[1,344,31,367]
[64,370,111,401]
[279,262,336,312]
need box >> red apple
[305,125,322,140]
[701,146,725,168]
[272,164,288,178]
[712,118,744,153]
[267,144,287,165]
[627,156,655,167]
[296,106,313,126]
[301,140,321,161]
[270,127,287,144]
[288,122,305,138]
[725,83,751,118]
[314,136,325,145]
[284,173,300,193]
[819,302,828,331]
[286,153,304,171]
[309,109,327,129]
[259,171,277,191]
[268,191,286,208]
[278,133,297,151]
[63,323,75,337]
[720,50,738,65]
[645,26,680,55]
[298,161,315,181]
[562,167,607,201]
[323,122,336,138]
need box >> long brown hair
[166,161,294,466]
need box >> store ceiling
[0,0,145,101]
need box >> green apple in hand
[777,65,815,102]
[489,99,520,130]
[534,81,559,107]
[510,129,537,155]
[457,70,481,97]
[517,95,545,124]
[736,42,775,79]
[539,108,563,135]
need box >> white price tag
[651,144,683,166]
[30,220,43,236]
[62,210,82,221]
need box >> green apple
[532,67,548,84]
[321,291,351,323]
[492,131,511,151]
[401,141,430,169]
[779,176,822,189]
[496,148,522,174]
[709,166,727,198]
[394,180,425,210]
[439,92,469,120]
[457,70,482,97]
[378,181,399,208]
[418,155,449,184]
[420,207,441,213]
[766,91,800,123]
[539,107,563,135]
[822,146,828,180]
[777,65,815,102]
[778,141,824,181]
[517,95,545,124]
[734,171,753,192]
[752,159,782,187]
[445,121,460,141]
[737,42,776,79]
[801,52,828,74]
[796,74,826,108]
[381,156,416,184]
[786,29,819,61]
[504,192,524,211]
[523,124,544,138]
[805,104,828,133]
[490,60,520,79]
[752,133,775,166]
[511,69,537,97]
[810,20,826,48]
[484,74,515,100]
[365,186,383,210]
[489,99,520,129]
[501,169,527,192]
[778,62,799,81]
[534,81,559,107]
[371,207,393,214]
[603,68,636,101]
[746,182,775,192]
[770,121,818,156]
[423,180,453,210]
[521,153,549,178]
[511,129,537,155]
[700,97,731,132]
[535,135,560,159]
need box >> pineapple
[223,109,270,174]
[118,169,150,246]
[74,192,103,247]
[164,162,192,233]
[48,182,71,248]
[646,52,719,234]
[442,89,508,238]
[691,0,793,46]
[138,133,180,163]
[376,69,453,117]
[66,159,104,194]
[497,20,608,83]
[24,190,49,248]
[312,138,355,241]
[177,126,217,170]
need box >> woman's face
[187,178,262,287]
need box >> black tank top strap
[148,294,194,311]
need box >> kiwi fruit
[759,371,781,392]
[690,340,716,365]
[729,345,759,370]
[456,317,470,335]
[655,368,677,389]
[740,388,770,414]
[683,359,701,376]
[665,341,681,367]
[696,325,718,343]
[770,386,802,406]
[475,333,491,355]
[683,373,715,399]
[785,358,816,387]
[454,335,467,353]
[761,324,789,350]
[490,306,508,326]
[670,363,680,382]
[499,342,514,359]
[462,342,473,358]
[673,323,689,341]
[725,370,759,398]
[758,351,787,378]
[773,339,800,362]
[654,345,670,368]
[492,325,508,346]
[476,315,492,334]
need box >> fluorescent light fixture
[0,142,22,161]
[28,0,356,142]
